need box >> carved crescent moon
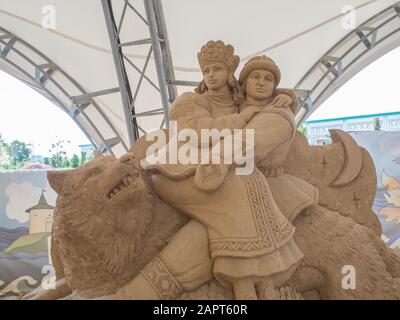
[330,129,363,187]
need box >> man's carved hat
[239,55,281,86]
[197,40,240,73]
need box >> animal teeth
[109,174,135,199]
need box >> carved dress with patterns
[148,90,317,289]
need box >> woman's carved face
[246,69,275,100]
[202,62,230,92]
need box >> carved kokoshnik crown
[197,40,240,73]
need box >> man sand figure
[117,41,317,300]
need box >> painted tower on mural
[25,192,55,234]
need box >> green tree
[50,157,58,168]
[4,140,31,166]
[71,154,80,168]
[374,117,381,131]
[62,158,71,168]
[48,139,70,168]
[0,133,5,164]
[43,157,50,165]
[80,152,87,166]
[1,163,14,170]
[298,124,309,141]
[86,152,94,162]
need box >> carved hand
[240,106,262,122]
[271,94,293,108]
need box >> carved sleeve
[275,88,300,115]
[169,92,246,146]
[252,113,294,161]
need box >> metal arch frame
[2,2,397,155]
[0,26,128,156]
[295,2,400,125]
[101,0,182,143]
[103,0,400,136]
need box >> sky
[308,46,400,120]
[0,69,90,158]
[0,47,399,158]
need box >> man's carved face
[202,62,230,92]
[246,69,275,100]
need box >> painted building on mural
[25,192,55,234]
[304,111,400,145]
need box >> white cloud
[5,182,56,224]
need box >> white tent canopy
[0,0,399,157]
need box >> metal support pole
[71,87,120,105]
[0,26,127,155]
[295,2,400,124]
[144,0,174,128]
[153,0,178,103]
[101,0,139,145]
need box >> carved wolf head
[47,153,155,294]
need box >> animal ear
[47,170,72,194]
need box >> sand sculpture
[24,41,400,300]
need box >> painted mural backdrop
[0,131,399,298]
[0,170,57,298]
[350,131,400,255]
